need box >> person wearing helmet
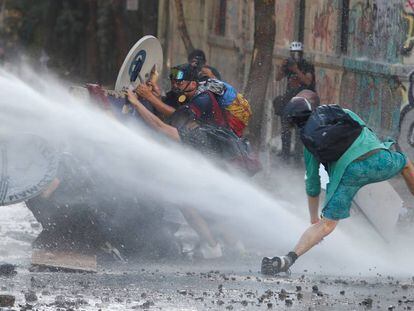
[261,90,414,275]
[136,63,226,129]
[277,42,315,90]
[274,41,315,163]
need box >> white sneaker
[199,242,223,259]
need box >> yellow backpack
[225,93,252,127]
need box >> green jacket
[304,109,393,207]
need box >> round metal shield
[115,35,163,91]
[0,134,59,206]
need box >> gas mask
[169,66,198,104]
[171,81,197,104]
[171,87,188,104]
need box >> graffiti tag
[402,0,414,56]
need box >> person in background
[187,49,222,80]
[273,41,315,163]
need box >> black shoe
[261,256,293,275]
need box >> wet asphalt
[2,259,414,310]
[2,200,414,310]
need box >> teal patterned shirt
[304,109,394,207]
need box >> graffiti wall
[315,67,342,105]
[348,0,406,64]
[275,0,298,48]
[305,0,340,55]
[398,71,414,159]
[161,0,412,147]
[402,0,414,62]
[339,71,403,139]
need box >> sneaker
[261,255,293,275]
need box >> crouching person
[127,90,260,258]
[261,90,414,275]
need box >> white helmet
[290,41,303,52]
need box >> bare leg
[293,218,338,256]
[179,207,217,247]
[401,159,414,195]
[261,217,338,275]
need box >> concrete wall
[275,0,298,49]
[158,0,414,148]
[305,0,341,55]
[347,0,405,64]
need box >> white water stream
[1,67,414,277]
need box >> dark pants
[274,88,305,162]
[281,117,303,161]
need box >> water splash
[1,66,413,277]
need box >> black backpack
[300,105,363,163]
[181,125,262,176]
[202,126,262,176]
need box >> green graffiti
[340,71,402,139]
[348,0,405,63]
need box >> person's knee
[320,219,337,236]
